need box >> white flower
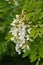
[16,15,19,19]
[27,28,32,34]
[14,1,18,6]
[19,43,23,47]
[6,0,9,1]
[23,49,26,52]
[15,44,21,54]
[19,30,25,37]
[26,45,30,50]
[11,37,14,41]
[29,39,33,42]
[26,35,30,40]
[10,28,18,37]
[10,13,32,54]
[18,51,21,54]
[11,19,18,25]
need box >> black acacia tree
[0,0,43,65]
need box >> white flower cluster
[10,13,32,54]
[6,0,18,6]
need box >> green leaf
[26,13,33,19]
[38,28,43,38]
[22,50,30,58]
[30,28,38,39]
[30,51,37,62]
[39,46,43,58]
[36,56,40,65]
[30,56,37,62]
[40,63,43,65]
[5,33,13,42]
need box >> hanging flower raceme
[9,12,33,54]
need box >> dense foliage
[0,0,43,65]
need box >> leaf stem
[36,56,40,65]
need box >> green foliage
[30,28,38,39]
[0,0,43,65]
